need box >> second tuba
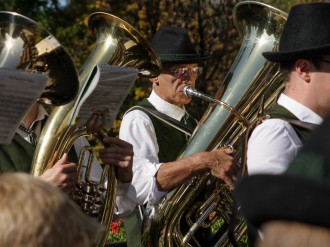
[31,13,161,247]
[141,2,287,246]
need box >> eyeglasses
[162,67,203,78]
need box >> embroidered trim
[18,124,37,145]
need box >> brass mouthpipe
[183,86,248,125]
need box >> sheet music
[0,68,47,145]
[71,64,138,129]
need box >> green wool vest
[134,99,197,163]
[0,134,78,173]
[268,103,314,142]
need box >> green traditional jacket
[0,134,78,173]
[0,134,35,173]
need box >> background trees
[0,0,323,134]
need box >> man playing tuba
[244,2,330,245]
[116,27,239,246]
[247,2,330,176]
[0,11,134,190]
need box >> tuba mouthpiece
[183,86,198,98]
[183,86,214,102]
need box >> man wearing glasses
[116,27,238,246]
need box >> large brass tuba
[31,12,161,247]
[141,2,287,246]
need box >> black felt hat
[151,27,208,64]
[235,174,330,229]
[263,2,330,62]
[235,112,330,229]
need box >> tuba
[30,12,161,247]
[141,2,287,246]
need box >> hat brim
[235,174,330,229]
[263,45,330,62]
[159,54,209,64]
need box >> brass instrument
[141,2,287,246]
[30,12,161,247]
[0,11,78,105]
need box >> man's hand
[156,147,239,192]
[39,153,78,192]
[98,137,133,183]
[206,147,239,189]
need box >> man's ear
[295,59,311,82]
[149,77,159,85]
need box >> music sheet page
[71,64,138,129]
[0,68,47,145]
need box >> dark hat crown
[151,27,208,64]
[263,3,330,62]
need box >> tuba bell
[30,12,161,247]
[0,11,79,105]
[141,2,287,246]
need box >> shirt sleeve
[116,110,167,215]
[247,119,303,175]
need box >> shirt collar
[148,90,186,121]
[278,93,323,125]
[35,104,48,122]
[19,105,48,128]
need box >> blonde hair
[0,172,100,247]
[257,220,330,247]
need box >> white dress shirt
[116,90,187,215]
[247,93,323,175]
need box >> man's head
[262,3,330,117]
[280,54,330,117]
[0,172,99,247]
[150,27,207,108]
